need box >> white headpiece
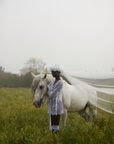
[49,64,63,73]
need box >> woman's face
[51,71,60,77]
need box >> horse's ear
[45,68,48,73]
[31,73,36,78]
[43,73,47,79]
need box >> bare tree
[20,58,46,75]
[19,67,30,75]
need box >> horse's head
[31,73,54,107]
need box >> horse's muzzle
[33,99,43,107]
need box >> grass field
[0,88,114,144]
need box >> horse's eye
[39,85,43,89]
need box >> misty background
[0,0,114,74]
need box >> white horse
[31,73,97,127]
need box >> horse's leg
[62,109,67,127]
[86,102,97,120]
[78,102,97,122]
[78,104,90,122]
[78,109,90,122]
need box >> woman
[48,64,64,133]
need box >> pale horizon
[0,0,114,74]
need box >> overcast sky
[0,0,114,73]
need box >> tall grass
[0,88,114,144]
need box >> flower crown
[49,64,63,73]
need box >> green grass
[0,88,114,144]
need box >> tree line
[0,58,46,87]
[0,66,33,87]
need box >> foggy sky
[0,0,114,73]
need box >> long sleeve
[48,81,63,99]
